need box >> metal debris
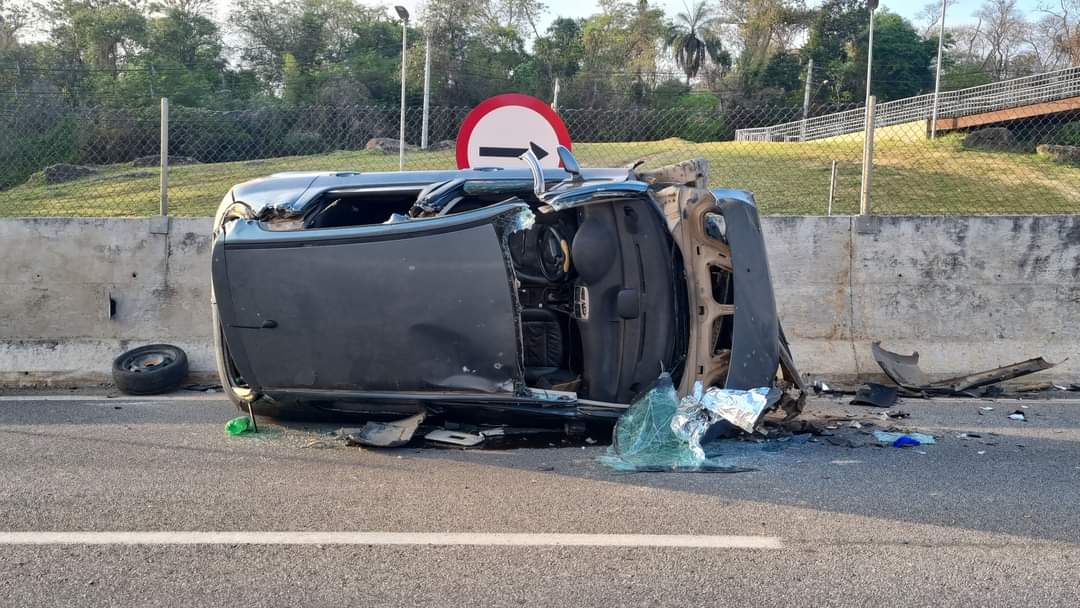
[425,429,486,447]
[871,342,1058,395]
[678,381,779,435]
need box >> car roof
[229,166,635,217]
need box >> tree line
[0,0,1077,113]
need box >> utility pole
[801,58,814,141]
[159,98,169,217]
[930,0,947,139]
[860,0,878,216]
[395,6,410,171]
[860,96,876,215]
[552,77,560,110]
[421,29,431,150]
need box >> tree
[851,11,938,100]
[481,0,547,40]
[230,0,385,97]
[0,0,29,50]
[35,0,148,73]
[625,0,669,90]
[717,0,809,98]
[420,0,488,105]
[802,0,867,101]
[534,17,585,82]
[666,0,728,85]
[126,7,227,104]
[1036,0,1080,66]
[575,0,667,106]
[974,0,1027,78]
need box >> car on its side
[210,149,803,424]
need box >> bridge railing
[736,66,1080,142]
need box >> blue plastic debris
[873,431,936,447]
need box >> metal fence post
[828,160,837,216]
[159,97,169,216]
[801,58,813,142]
[860,95,876,215]
[421,30,431,150]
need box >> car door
[211,202,529,397]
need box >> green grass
[2,132,1077,217]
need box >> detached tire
[112,344,189,395]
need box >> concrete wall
[0,218,215,385]
[1,215,1077,386]
[767,214,1080,383]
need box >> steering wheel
[537,225,570,282]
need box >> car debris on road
[849,383,899,408]
[342,413,425,448]
[872,431,936,447]
[871,342,1058,397]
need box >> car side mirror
[557,146,583,182]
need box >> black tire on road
[112,344,189,395]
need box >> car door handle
[232,319,278,329]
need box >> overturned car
[210,149,804,425]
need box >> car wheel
[112,344,189,395]
[211,301,259,411]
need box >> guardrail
[735,66,1080,142]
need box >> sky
[347,0,1049,33]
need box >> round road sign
[456,93,572,170]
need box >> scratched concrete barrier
[1,215,1077,386]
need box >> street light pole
[930,0,947,139]
[864,0,877,114]
[395,5,410,171]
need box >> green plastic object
[225,416,252,435]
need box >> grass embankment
[2,131,1076,216]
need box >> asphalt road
[1,391,1079,607]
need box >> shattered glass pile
[599,374,774,472]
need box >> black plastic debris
[183,383,222,392]
[813,380,855,396]
[850,383,898,408]
[342,413,425,448]
[871,342,1058,396]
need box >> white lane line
[0,395,224,402]
[0,532,782,549]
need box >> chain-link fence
[1,96,1077,217]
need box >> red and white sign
[456,94,572,170]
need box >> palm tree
[666,0,727,85]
